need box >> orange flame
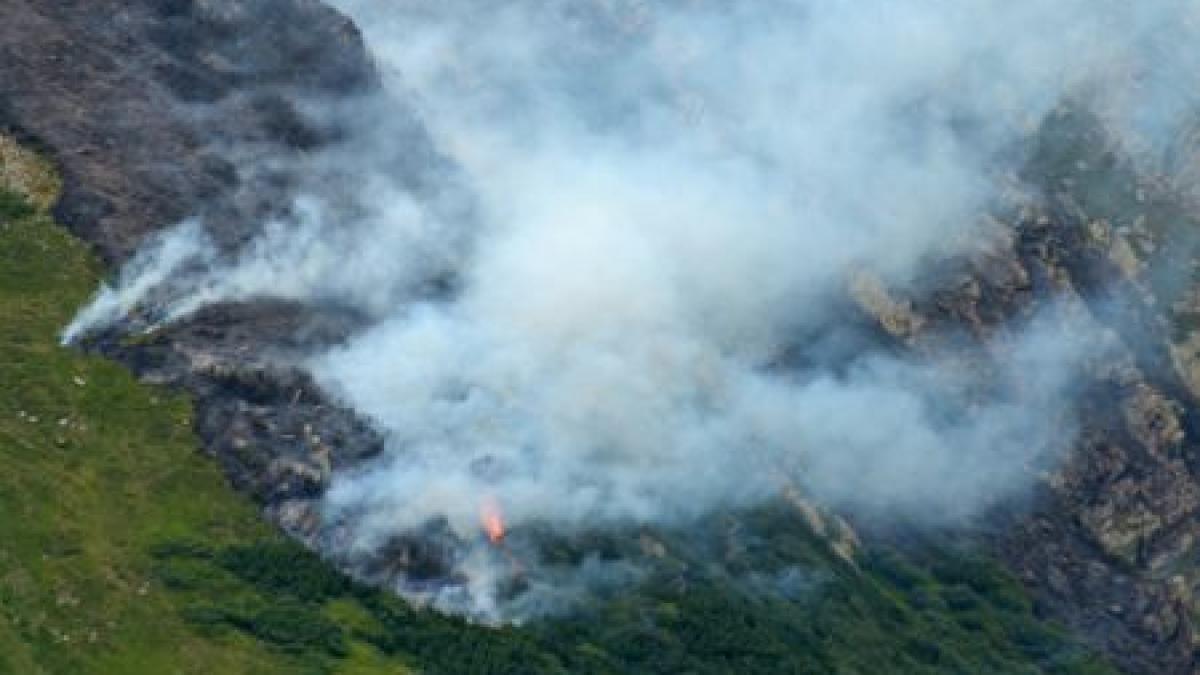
[480,496,506,545]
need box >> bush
[230,604,349,657]
[217,541,353,602]
[0,189,34,221]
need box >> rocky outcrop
[847,108,1200,673]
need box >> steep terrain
[0,0,388,550]
[0,0,373,263]
[851,106,1200,672]
[841,106,1200,672]
[3,1,1200,673]
[0,136,1113,673]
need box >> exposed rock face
[5,3,1200,673]
[845,108,1200,673]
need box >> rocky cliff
[845,106,1200,672]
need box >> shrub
[0,188,34,221]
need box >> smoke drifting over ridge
[65,1,1200,618]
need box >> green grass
[0,175,412,674]
[519,510,1116,675]
[0,149,1116,674]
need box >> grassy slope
[0,182,404,673]
[0,140,425,673]
[0,141,1116,674]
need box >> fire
[480,496,506,545]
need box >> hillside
[0,136,1113,674]
[4,1,1200,673]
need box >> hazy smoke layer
[65,0,1199,618]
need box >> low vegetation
[0,139,1113,673]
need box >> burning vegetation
[480,495,506,545]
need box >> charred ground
[3,1,1200,673]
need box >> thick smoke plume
[65,0,1200,619]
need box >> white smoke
[61,219,214,344]
[65,0,1200,619]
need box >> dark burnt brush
[6,1,1200,673]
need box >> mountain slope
[3,1,1199,673]
[0,137,1114,674]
